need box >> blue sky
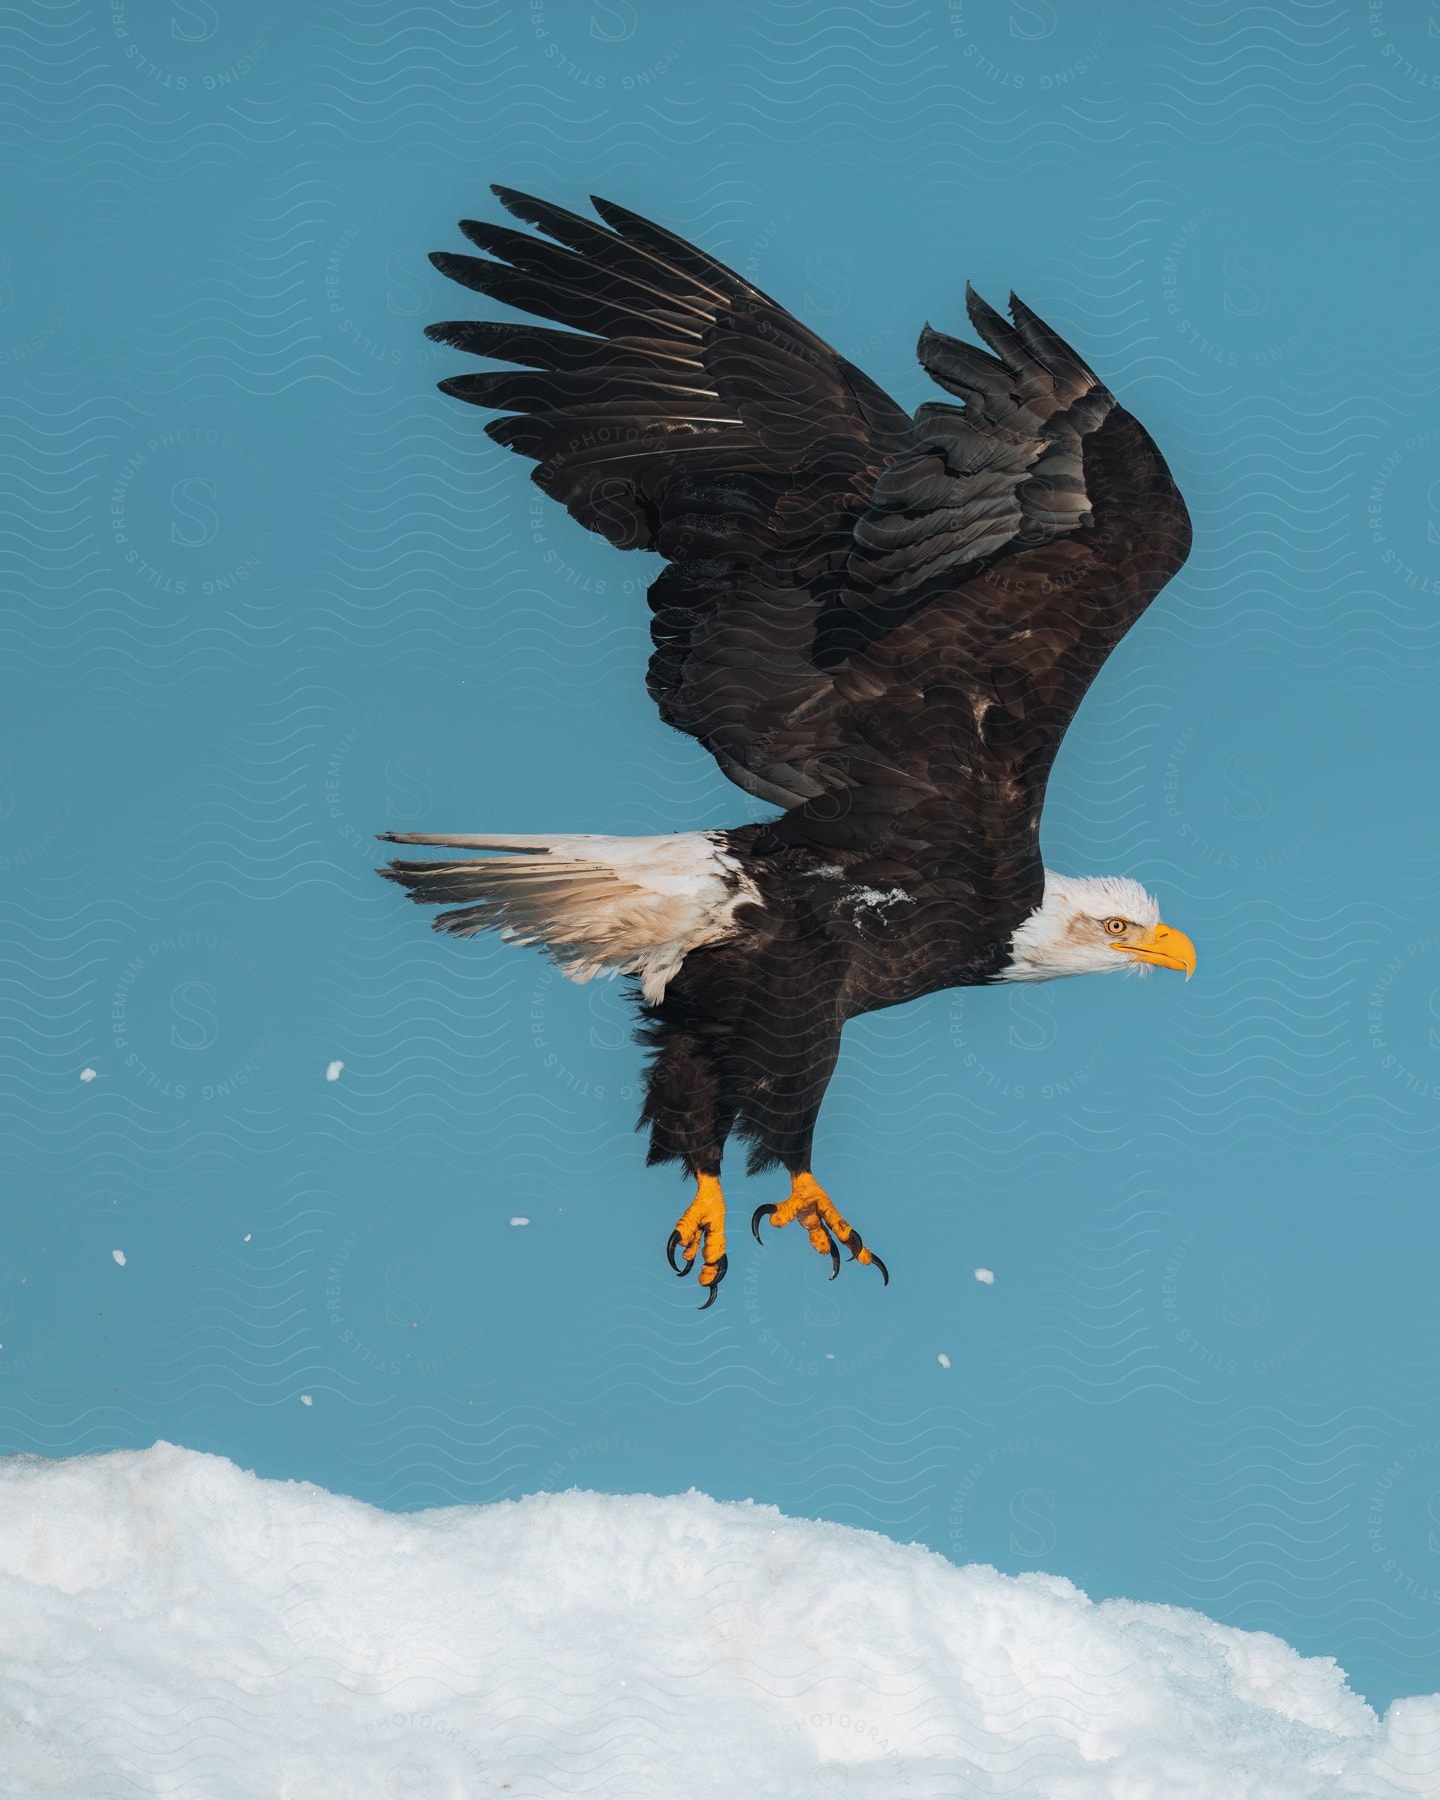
[4,0,1440,1712]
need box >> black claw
[697,1253,728,1310]
[845,1229,890,1286]
[666,1228,695,1277]
[752,1203,884,1285]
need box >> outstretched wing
[429,190,1191,874]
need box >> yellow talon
[753,1172,889,1285]
[667,1173,728,1305]
[770,1172,843,1249]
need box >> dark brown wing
[428,190,1191,877]
[760,400,1192,896]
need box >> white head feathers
[999,873,1163,983]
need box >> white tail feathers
[379,830,760,1004]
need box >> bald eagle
[380,189,1196,1307]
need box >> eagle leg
[668,1174,729,1309]
[750,1173,889,1287]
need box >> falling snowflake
[937,1352,951,1369]
[325,1061,344,1083]
[974,1268,995,1286]
[112,1250,127,1267]
[80,1068,97,1083]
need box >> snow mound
[0,1444,1436,1799]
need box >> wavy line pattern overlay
[4,0,1440,1773]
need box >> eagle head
[1000,873,1196,983]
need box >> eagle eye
[1102,916,1128,935]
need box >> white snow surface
[0,1443,1437,1799]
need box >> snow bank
[0,1444,1436,1799]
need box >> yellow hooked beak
[1115,921,1196,980]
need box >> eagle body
[380,188,1197,1302]
[635,829,1038,1177]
